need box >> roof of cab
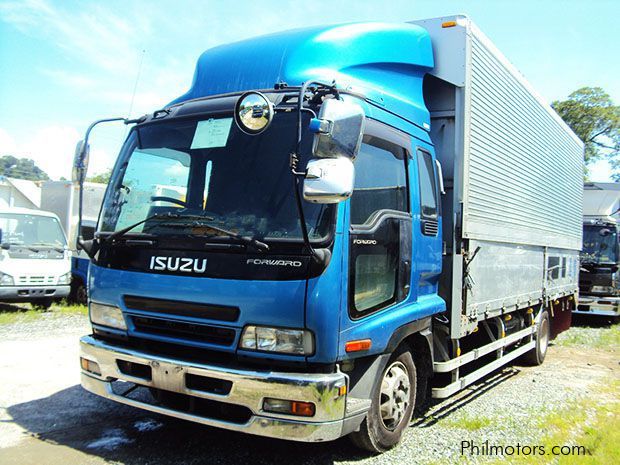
[0,206,60,219]
[171,22,434,130]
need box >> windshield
[581,225,619,264]
[99,111,334,244]
[0,213,67,247]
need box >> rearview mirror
[234,91,274,135]
[72,139,90,184]
[311,99,365,160]
[303,157,354,204]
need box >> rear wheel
[522,310,550,366]
[349,345,416,453]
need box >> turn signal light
[80,357,101,376]
[442,21,458,28]
[263,398,316,417]
[345,339,372,353]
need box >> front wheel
[70,281,88,305]
[349,345,416,453]
[32,299,53,310]
[522,310,550,366]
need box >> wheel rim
[539,317,549,355]
[379,361,411,430]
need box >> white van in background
[0,207,71,308]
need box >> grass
[554,323,620,351]
[482,381,620,465]
[0,300,87,325]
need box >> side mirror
[600,228,612,237]
[303,157,354,204]
[72,139,90,184]
[310,99,365,160]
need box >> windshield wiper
[101,212,205,243]
[30,242,65,253]
[147,220,270,252]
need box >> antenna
[127,49,146,119]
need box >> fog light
[263,398,315,417]
[80,357,101,375]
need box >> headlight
[89,302,127,330]
[0,272,14,286]
[239,325,314,355]
[57,272,71,285]
[591,285,614,293]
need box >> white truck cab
[0,207,71,308]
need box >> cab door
[346,121,413,321]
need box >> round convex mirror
[234,92,274,135]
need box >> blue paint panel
[305,203,345,363]
[171,22,434,132]
[89,22,448,364]
[71,256,90,283]
[336,132,445,360]
[89,264,307,354]
[338,295,444,359]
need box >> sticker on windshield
[190,118,233,149]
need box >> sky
[0,0,618,181]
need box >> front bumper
[574,295,620,317]
[0,285,70,302]
[80,335,369,442]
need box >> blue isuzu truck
[76,16,583,452]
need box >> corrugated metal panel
[462,28,584,250]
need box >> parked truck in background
[40,180,106,304]
[576,182,620,320]
[75,16,583,452]
[0,207,71,308]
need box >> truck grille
[131,315,236,346]
[17,275,55,285]
[124,295,239,322]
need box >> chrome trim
[80,335,360,442]
[574,295,620,317]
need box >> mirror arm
[291,81,335,260]
[76,116,128,259]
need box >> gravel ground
[0,311,617,465]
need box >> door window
[350,137,408,226]
[349,132,410,317]
[417,149,438,219]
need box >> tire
[70,280,88,305]
[522,310,550,366]
[349,345,416,453]
[32,299,53,310]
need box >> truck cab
[79,22,444,451]
[0,207,71,308]
[578,219,620,317]
[575,182,620,319]
[77,18,581,453]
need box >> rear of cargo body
[411,16,584,340]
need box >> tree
[552,87,620,178]
[0,155,50,181]
[87,170,111,184]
